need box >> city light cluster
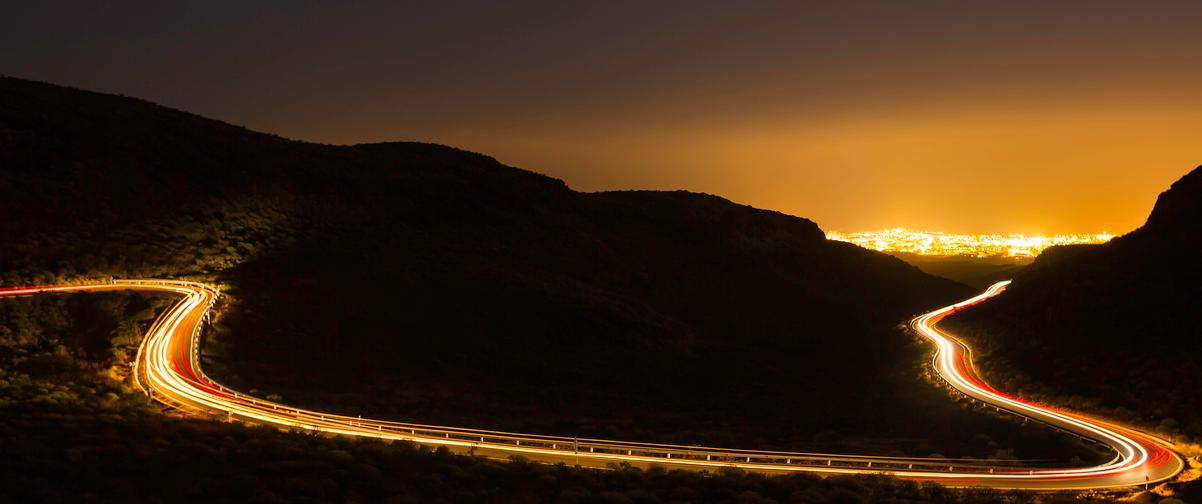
[826,227,1116,258]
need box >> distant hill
[947,166,1202,443]
[2,76,1101,459]
[890,253,1030,290]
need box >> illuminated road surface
[0,279,1183,489]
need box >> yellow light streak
[0,279,1182,490]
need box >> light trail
[0,279,1183,489]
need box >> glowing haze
[5,1,1201,234]
[826,228,1115,258]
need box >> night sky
[7,1,1201,234]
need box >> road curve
[911,281,1182,489]
[0,279,1183,489]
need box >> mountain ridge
[2,76,1101,459]
[947,165,1202,442]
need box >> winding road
[0,279,1184,489]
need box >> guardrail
[115,278,1058,476]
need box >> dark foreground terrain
[7,75,1180,504]
[0,76,1103,460]
[947,166,1202,445]
[2,291,1177,503]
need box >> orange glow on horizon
[11,2,1202,236]
[439,102,1200,237]
[827,227,1115,258]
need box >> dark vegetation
[0,291,172,411]
[207,191,1094,458]
[947,166,1202,444]
[0,291,1151,503]
[0,75,1121,494]
[892,253,1031,290]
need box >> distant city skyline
[826,227,1115,258]
[6,1,1201,234]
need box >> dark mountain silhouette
[0,293,1072,504]
[1,76,1101,459]
[947,166,1202,443]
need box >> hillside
[4,291,1083,503]
[947,166,1202,442]
[891,253,1030,289]
[0,76,1100,459]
